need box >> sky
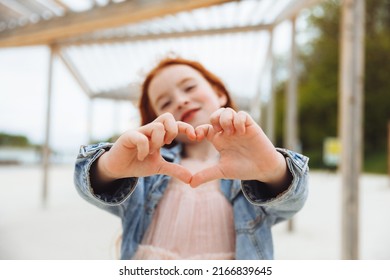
[0,46,139,155]
[0,20,299,159]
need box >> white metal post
[285,17,298,232]
[285,17,298,153]
[87,98,94,144]
[266,29,276,143]
[42,45,56,206]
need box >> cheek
[205,87,227,108]
[213,89,228,107]
[219,94,228,107]
[204,94,226,110]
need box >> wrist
[94,151,118,184]
[259,151,292,192]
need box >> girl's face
[148,64,227,128]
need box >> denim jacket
[74,142,309,260]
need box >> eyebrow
[177,77,194,87]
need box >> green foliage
[0,132,31,147]
[281,0,390,173]
[364,151,388,174]
[297,0,340,154]
[364,31,390,154]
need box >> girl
[74,56,309,260]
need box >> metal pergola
[0,0,364,260]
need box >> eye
[184,84,196,92]
[160,100,171,110]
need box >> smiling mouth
[181,108,200,122]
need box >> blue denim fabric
[74,143,309,260]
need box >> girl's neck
[183,140,219,161]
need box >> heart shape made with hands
[150,123,218,188]
[158,118,265,188]
[165,124,222,188]
[149,110,259,187]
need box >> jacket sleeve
[240,148,309,223]
[73,142,138,217]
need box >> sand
[0,164,389,259]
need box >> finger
[154,112,176,123]
[195,124,216,141]
[209,108,226,132]
[122,131,150,161]
[158,161,193,184]
[233,111,249,135]
[219,108,235,135]
[153,113,177,144]
[139,122,165,153]
[190,165,224,188]
[177,121,196,141]
[148,122,166,153]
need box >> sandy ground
[0,164,389,260]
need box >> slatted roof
[0,0,321,112]
[0,0,319,46]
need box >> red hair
[139,57,237,125]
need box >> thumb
[190,165,224,188]
[158,161,193,184]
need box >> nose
[175,93,190,110]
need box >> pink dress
[132,157,236,260]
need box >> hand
[96,113,196,185]
[190,108,290,189]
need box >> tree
[283,0,390,172]
[0,132,30,147]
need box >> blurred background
[0,0,389,260]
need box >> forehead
[153,64,203,83]
[148,64,205,101]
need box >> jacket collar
[161,144,182,163]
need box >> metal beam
[339,0,365,260]
[0,0,233,47]
[0,0,32,17]
[58,46,140,102]
[51,0,70,12]
[59,22,273,46]
[42,44,56,207]
[273,0,323,25]
[87,99,94,144]
[285,17,298,152]
[91,86,140,102]
[57,48,93,97]
[285,16,299,233]
[265,29,275,143]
